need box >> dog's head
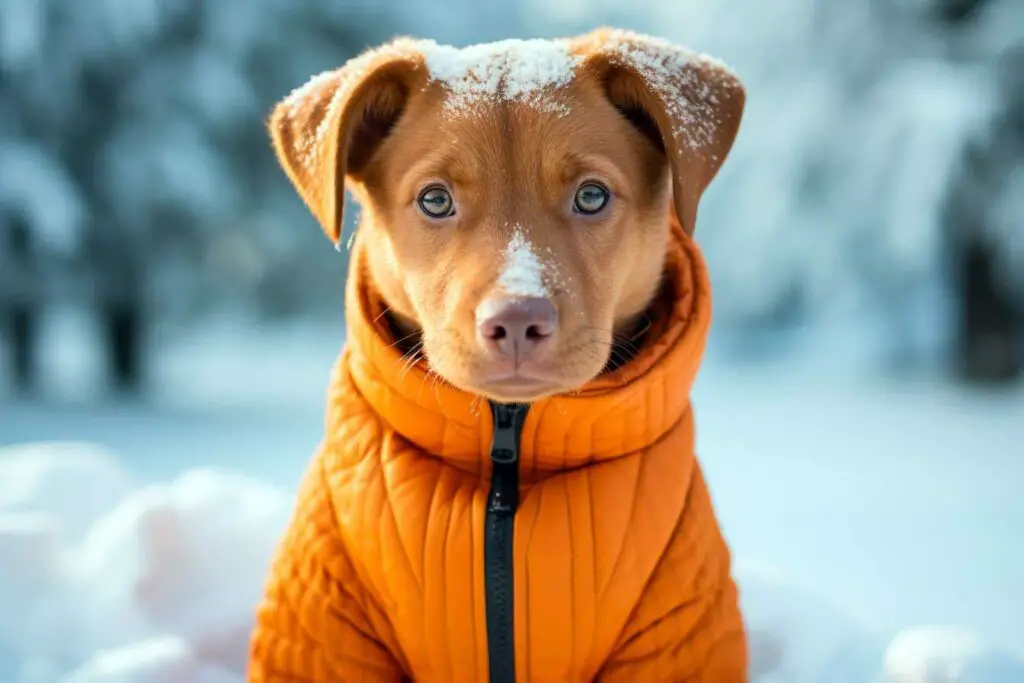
[270,29,744,403]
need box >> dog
[250,28,747,683]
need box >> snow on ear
[268,40,427,243]
[573,29,746,235]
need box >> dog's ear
[268,41,426,243]
[573,29,745,235]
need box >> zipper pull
[489,402,526,463]
[488,402,528,515]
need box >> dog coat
[248,214,748,682]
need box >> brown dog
[253,28,747,682]
[271,28,742,402]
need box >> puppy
[250,28,746,683]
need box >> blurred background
[1,0,1022,398]
[1,0,1023,676]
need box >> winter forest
[2,0,1022,388]
[1,0,1023,681]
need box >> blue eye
[417,186,455,218]
[573,183,610,215]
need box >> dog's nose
[476,297,557,360]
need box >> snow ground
[1,315,1024,682]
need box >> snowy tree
[523,0,1023,378]
[0,0,402,392]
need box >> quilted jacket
[248,216,748,682]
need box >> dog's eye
[417,186,455,218]
[573,183,610,215]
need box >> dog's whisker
[396,342,425,383]
[429,371,451,421]
[373,306,393,324]
[387,330,422,351]
[414,357,443,406]
[615,339,641,354]
[398,358,422,384]
[398,343,422,366]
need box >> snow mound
[67,467,292,670]
[1,441,1021,682]
[739,566,887,682]
[884,626,1024,683]
[0,512,65,664]
[0,443,291,682]
[0,442,133,542]
[62,636,238,683]
[740,569,1024,683]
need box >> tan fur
[269,30,745,402]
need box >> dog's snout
[476,297,557,360]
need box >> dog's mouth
[383,308,659,402]
[483,371,559,385]
[472,370,567,400]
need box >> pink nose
[476,297,557,360]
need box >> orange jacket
[248,219,747,682]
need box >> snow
[992,163,1024,290]
[63,636,239,683]
[0,447,291,683]
[353,30,736,140]
[1,434,1021,682]
[883,627,1024,683]
[599,28,736,151]
[422,37,579,113]
[0,0,45,71]
[0,443,133,541]
[2,324,1024,682]
[497,226,550,298]
[101,118,242,229]
[0,142,86,255]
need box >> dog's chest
[328,436,688,683]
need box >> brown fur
[269,30,745,402]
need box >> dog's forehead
[417,38,582,116]
[405,31,737,147]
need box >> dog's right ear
[571,29,745,236]
[268,41,427,244]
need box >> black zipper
[485,401,528,683]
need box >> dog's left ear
[572,30,746,235]
[268,40,426,243]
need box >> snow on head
[422,38,579,115]
[497,227,549,298]
[598,29,737,151]
[417,30,738,147]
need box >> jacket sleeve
[597,463,748,683]
[248,447,405,682]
